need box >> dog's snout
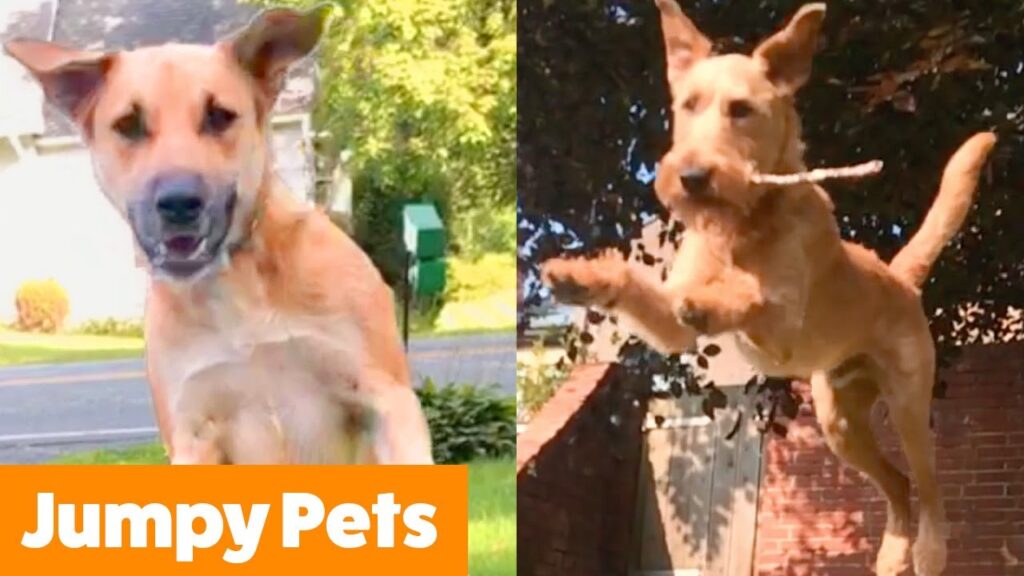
[680,166,713,196]
[156,193,203,225]
[153,173,206,225]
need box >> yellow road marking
[410,345,509,360]
[0,370,146,388]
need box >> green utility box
[401,203,446,296]
[402,204,446,259]
[410,258,446,296]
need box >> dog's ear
[654,0,712,97]
[226,4,330,112]
[3,39,111,129]
[753,3,826,95]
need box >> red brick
[757,343,1024,575]
[517,364,647,576]
[965,484,1008,497]
[976,470,1018,484]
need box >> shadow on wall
[756,343,1024,575]
[517,363,764,575]
[517,343,1024,575]
[756,396,879,574]
[517,364,649,576]
[635,385,763,574]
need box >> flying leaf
[725,413,743,441]
[670,379,684,398]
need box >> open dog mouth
[149,231,226,279]
[163,234,205,256]
[130,203,235,281]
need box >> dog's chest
[733,331,803,376]
[154,302,364,422]
[732,320,850,379]
[153,304,369,463]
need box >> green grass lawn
[467,459,516,576]
[53,445,515,575]
[52,443,166,464]
[0,329,144,367]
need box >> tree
[518,0,1024,426]
[252,0,516,282]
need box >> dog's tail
[889,132,996,289]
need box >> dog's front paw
[541,254,626,308]
[676,277,765,335]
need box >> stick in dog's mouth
[749,159,884,186]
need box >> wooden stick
[750,159,884,186]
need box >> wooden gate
[632,388,763,576]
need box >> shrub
[15,279,69,333]
[516,338,570,419]
[74,318,144,338]
[416,380,515,464]
[351,160,449,286]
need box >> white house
[0,0,318,325]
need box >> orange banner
[0,465,468,574]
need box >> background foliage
[417,379,516,464]
[253,0,516,283]
[74,317,145,338]
[518,0,1024,425]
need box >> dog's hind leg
[882,367,946,576]
[810,370,913,576]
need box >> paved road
[0,332,514,463]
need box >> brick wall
[756,343,1024,575]
[517,363,649,576]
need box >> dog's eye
[681,95,699,112]
[112,106,148,142]
[728,100,755,120]
[201,101,238,135]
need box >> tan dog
[4,7,433,465]
[542,2,995,574]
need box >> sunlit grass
[0,329,143,366]
[468,459,516,576]
[426,252,517,334]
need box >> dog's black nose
[680,167,712,196]
[154,174,206,225]
[156,191,204,225]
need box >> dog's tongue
[164,235,201,255]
